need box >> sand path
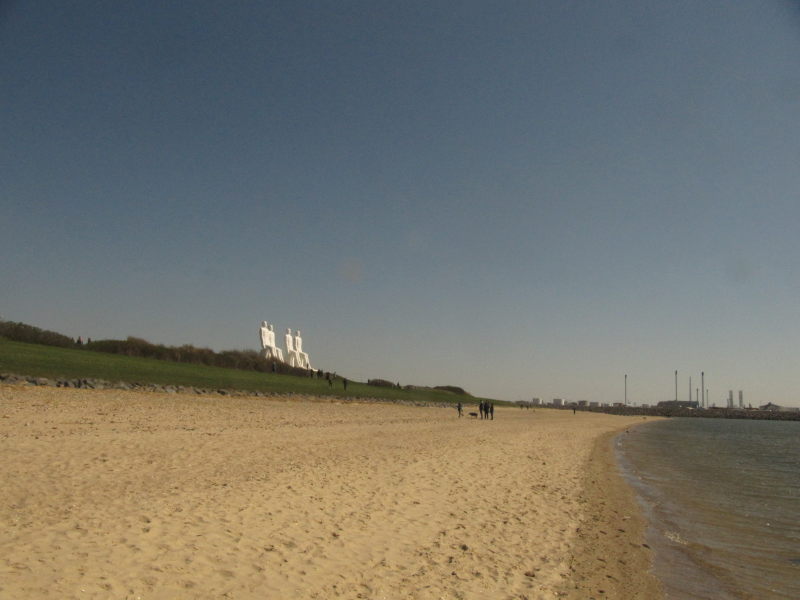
[0,385,658,599]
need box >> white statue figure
[259,321,269,349]
[268,323,283,361]
[284,327,299,367]
[294,330,310,369]
[259,321,283,361]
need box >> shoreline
[2,384,661,598]
[560,426,663,599]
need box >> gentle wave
[616,418,800,599]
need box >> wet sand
[0,385,661,599]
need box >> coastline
[2,384,661,598]
[561,426,663,599]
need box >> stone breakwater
[0,373,456,408]
[568,404,800,422]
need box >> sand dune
[0,385,660,599]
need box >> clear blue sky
[3,1,799,406]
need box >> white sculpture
[259,321,311,368]
[268,323,283,361]
[294,330,310,369]
[284,327,299,367]
[259,321,269,349]
[259,321,283,361]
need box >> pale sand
[0,385,662,599]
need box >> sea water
[615,418,800,599]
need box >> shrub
[85,334,314,377]
[433,385,470,396]
[5,320,316,379]
[367,378,396,388]
[0,320,76,348]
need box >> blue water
[616,418,800,599]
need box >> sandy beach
[0,384,661,599]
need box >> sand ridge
[0,385,659,599]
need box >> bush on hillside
[0,320,76,348]
[433,385,470,396]
[84,336,314,377]
[367,378,397,388]
[3,320,324,380]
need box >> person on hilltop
[343,378,348,391]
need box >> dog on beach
[468,412,478,418]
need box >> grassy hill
[0,338,495,405]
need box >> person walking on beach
[478,401,485,420]
[489,402,494,420]
[457,402,463,418]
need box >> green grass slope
[0,338,496,405]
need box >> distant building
[552,398,564,407]
[640,403,650,409]
[589,401,599,408]
[758,403,800,412]
[657,400,699,409]
[577,400,588,407]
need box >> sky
[2,1,800,406]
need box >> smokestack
[701,372,705,407]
